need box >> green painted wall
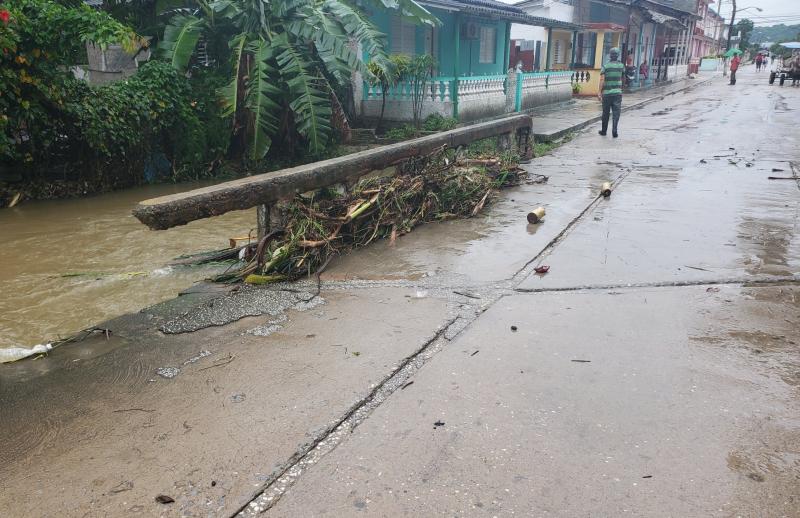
[372,7,508,78]
[455,15,508,76]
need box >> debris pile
[217,146,524,283]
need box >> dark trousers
[601,94,622,134]
[730,69,737,84]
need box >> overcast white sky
[714,0,800,26]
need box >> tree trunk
[378,90,387,133]
[133,115,534,230]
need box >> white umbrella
[778,42,800,49]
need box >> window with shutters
[391,16,416,56]
[479,26,496,64]
[554,40,562,65]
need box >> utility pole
[719,0,732,76]
[716,0,723,55]
[726,0,736,51]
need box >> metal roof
[421,0,583,29]
[644,8,687,30]
[647,0,697,15]
[588,0,699,20]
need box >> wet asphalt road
[1,67,798,517]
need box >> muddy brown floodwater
[0,183,254,353]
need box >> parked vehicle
[769,44,800,86]
[768,57,794,86]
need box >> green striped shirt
[601,61,624,95]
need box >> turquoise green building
[359,0,581,122]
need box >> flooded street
[0,183,254,352]
[1,68,799,518]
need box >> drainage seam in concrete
[232,314,463,516]
[512,168,634,279]
[513,275,800,294]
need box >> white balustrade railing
[363,75,508,104]
[364,77,456,103]
[456,75,507,100]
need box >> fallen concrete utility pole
[133,115,534,231]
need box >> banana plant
[159,0,438,159]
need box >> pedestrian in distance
[729,54,741,85]
[598,47,624,138]
[755,54,763,72]
[639,60,649,81]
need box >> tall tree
[736,18,754,50]
[160,0,439,160]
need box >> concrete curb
[533,77,716,142]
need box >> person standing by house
[598,47,624,138]
[729,53,741,85]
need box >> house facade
[509,0,697,95]
[693,2,726,58]
[509,0,577,72]
[357,0,581,123]
[355,0,705,123]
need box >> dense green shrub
[0,0,142,164]
[385,125,416,140]
[66,61,217,178]
[423,113,458,132]
[0,0,227,191]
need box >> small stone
[155,367,179,379]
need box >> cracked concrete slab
[266,285,800,518]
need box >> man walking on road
[598,47,624,138]
[730,54,741,85]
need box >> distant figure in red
[755,54,763,71]
[729,54,741,85]
[639,60,649,80]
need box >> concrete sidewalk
[530,74,715,141]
